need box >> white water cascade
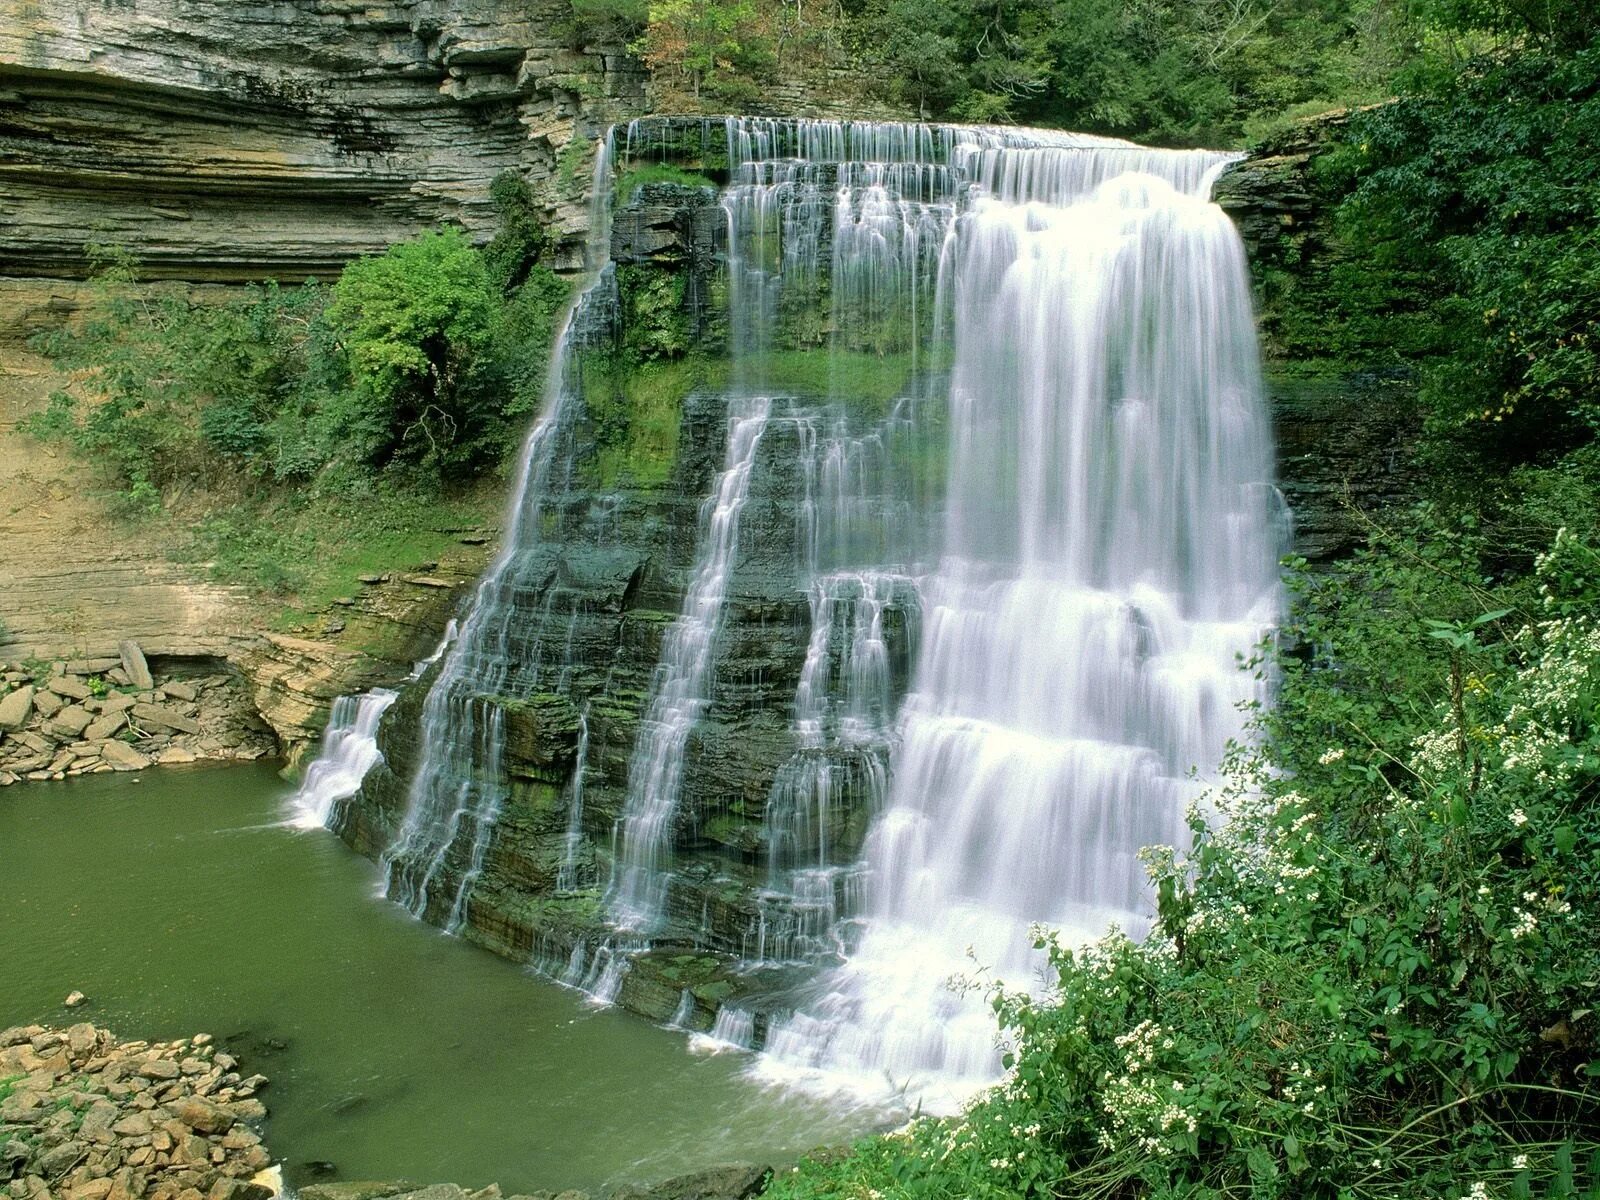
[288,619,459,830]
[308,115,1281,1112]
[739,125,1283,1110]
[378,137,620,928]
[287,690,399,830]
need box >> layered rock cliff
[1215,112,1421,562]
[0,0,644,293]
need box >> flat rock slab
[131,703,200,734]
[47,675,92,700]
[101,740,153,771]
[0,684,33,730]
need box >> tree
[326,227,498,473]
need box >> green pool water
[0,763,879,1193]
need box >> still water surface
[0,763,879,1192]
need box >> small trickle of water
[287,619,460,832]
[690,1007,756,1055]
[561,940,632,1007]
[556,707,592,894]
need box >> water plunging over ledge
[306,115,1282,1118]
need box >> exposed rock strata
[1215,111,1422,562]
[0,0,647,293]
[0,346,490,764]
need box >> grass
[615,163,717,204]
[179,482,501,624]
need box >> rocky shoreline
[0,642,276,786]
[0,1023,274,1200]
[2,1026,781,1200]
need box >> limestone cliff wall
[0,0,646,328]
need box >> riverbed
[0,763,880,1192]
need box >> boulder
[85,713,128,741]
[297,1183,421,1200]
[47,706,95,738]
[0,684,33,731]
[33,689,65,719]
[47,676,92,701]
[607,1165,771,1200]
[119,640,154,690]
[66,1022,97,1055]
[100,739,153,772]
[174,1095,234,1134]
[66,658,122,675]
[160,681,199,702]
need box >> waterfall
[607,396,774,931]
[748,124,1281,1111]
[287,690,399,830]
[333,114,1278,1117]
[555,705,591,894]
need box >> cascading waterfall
[287,690,399,830]
[329,114,1279,1116]
[607,396,773,931]
[751,126,1281,1110]
[377,140,620,929]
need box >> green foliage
[484,171,552,294]
[640,0,779,105]
[327,227,501,474]
[579,353,709,487]
[1414,0,1600,54]
[28,222,567,499]
[184,484,494,609]
[1337,48,1600,466]
[618,264,694,362]
[25,203,566,600]
[569,0,649,42]
[839,0,1408,145]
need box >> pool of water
[0,764,881,1192]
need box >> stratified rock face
[0,0,647,293]
[1215,111,1422,562]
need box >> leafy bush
[1337,48,1600,467]
[28,210,568,504]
